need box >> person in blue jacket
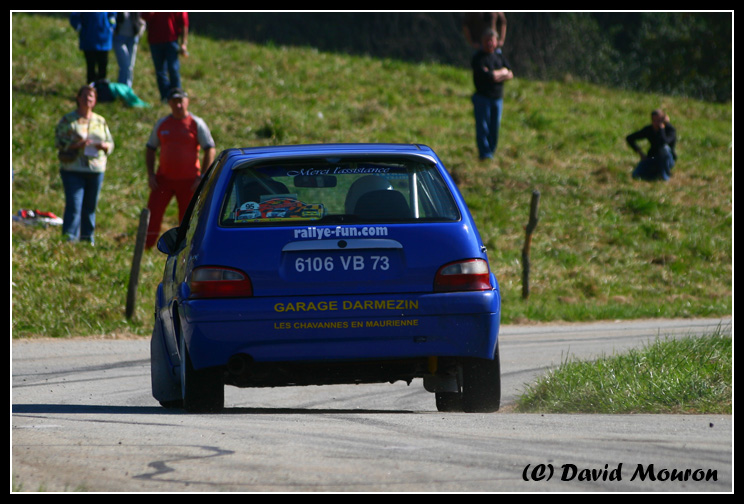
[70,12,117,84]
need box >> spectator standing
[55,85,114,244]
[69,12,117,84]
[145,88,215,248]
[141,12,189,103]
[113,12,146,88]
[463,12,507,52]
[471,29,513,160]
[626,109,677,181]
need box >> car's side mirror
[156,227,180,255]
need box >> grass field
[11,13,732,339]
[516,330,732,414]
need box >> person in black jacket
[626,109,677,181]
[471,29,513,160]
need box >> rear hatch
[198,153,488,297]
[205,222,484,296]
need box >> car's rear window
[220,158,460,226]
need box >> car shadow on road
[12,403,416,415]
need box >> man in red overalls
[145,87,215,248]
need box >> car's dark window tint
[220,159,460,226]
[177,159,220,247]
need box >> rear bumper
[180,289,500,370]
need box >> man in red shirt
[142,12,188,102]
[145,88,215,248]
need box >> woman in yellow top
[55,85,114,244]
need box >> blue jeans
[472,93,503,159]
[150,41,181,101]
[113,34,140,88]
[632,145,675,181]
[60,170,104,243]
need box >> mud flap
[423,373,459,393]
[150,320,182,406]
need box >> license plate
[280,238,404,282]
[293,253,393,273]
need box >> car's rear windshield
[220,158,460,226]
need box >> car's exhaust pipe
[227,353,252,376]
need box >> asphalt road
[12,317,732,493]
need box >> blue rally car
[150,144,501,413]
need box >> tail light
[434,259,491,292]
[188,266,253,299]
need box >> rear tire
[460,346,501,413]
[180,336,225,413]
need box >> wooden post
[126,208,150,319]
[522,190,540,299]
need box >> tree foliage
[189,11,731,103]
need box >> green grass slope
[12,13,732,338]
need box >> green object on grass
[108,82,151,108]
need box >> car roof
[219,143,439,166]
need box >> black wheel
[460,346,501,413]
[180,336,225,413]
[435,392,463,412]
